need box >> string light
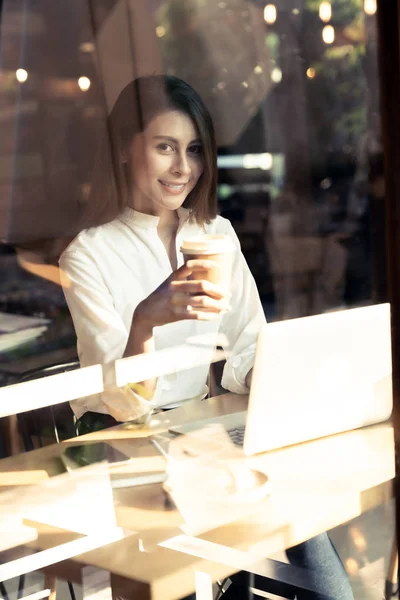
[364,0,377,15]
[264,4,277,24]
[319,2,332,22]
[16,69,28,83]
[322,25,335,44]
[79,42,95,53]
[271,67,282,83]
[306,67,316,79]
[78,76,91,92]
[155,25,166,37]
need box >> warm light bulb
[364,0,377,15]
[79,42,95,53]
[264,4,277,24]
[16,69,28,83]
[156,25,166,37]
[306,67,316,79]
[319,2,332,22]
[78,76,91,92]
[271,67,282,83]
[322,25,335,44]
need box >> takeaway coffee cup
[180,234,235,291]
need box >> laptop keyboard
[227,425,246,447]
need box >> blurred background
[0,0,385,378]
[0,3,393,597]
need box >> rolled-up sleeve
[59,250,154,421]
[220,221,266,394]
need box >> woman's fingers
[171,304,223,321]
[157,262,232,324]
[189,294,231,311]
[172,260,219,281]
[170,279,228,299]
[171,293,231,313]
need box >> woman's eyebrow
[152,135,201,144]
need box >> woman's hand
[134,259,231,332]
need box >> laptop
[169,303,393,456]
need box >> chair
[7,361,80,600]
[16,361,79,450]
[208,355,226,398]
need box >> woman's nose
[172,152,191,177]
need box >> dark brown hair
[81,75,217,229]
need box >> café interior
[0,0,399,599]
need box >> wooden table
[0,393,395,599]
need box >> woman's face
[125,109,204,215]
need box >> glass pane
[152,0,383,320]
[0,3,393,599]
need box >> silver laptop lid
[244,303,392,455]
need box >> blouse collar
[119,206,191,230]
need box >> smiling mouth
[158,180,188,192]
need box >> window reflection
[0,0,386,381]
[149,0,382,319]
[0,3,393,598]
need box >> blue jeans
[210,533,354,600]
[284,533,354,599]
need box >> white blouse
[59,207,266,421]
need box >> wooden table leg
[44,574,57,600]
[385,534,398,599]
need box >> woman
[60,75,353,599]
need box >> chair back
[17,361,79,450]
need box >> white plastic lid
[180,234,235,255]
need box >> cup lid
[180,234,235,255]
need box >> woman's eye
[188,145,202,155]
[157,143,174,152]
